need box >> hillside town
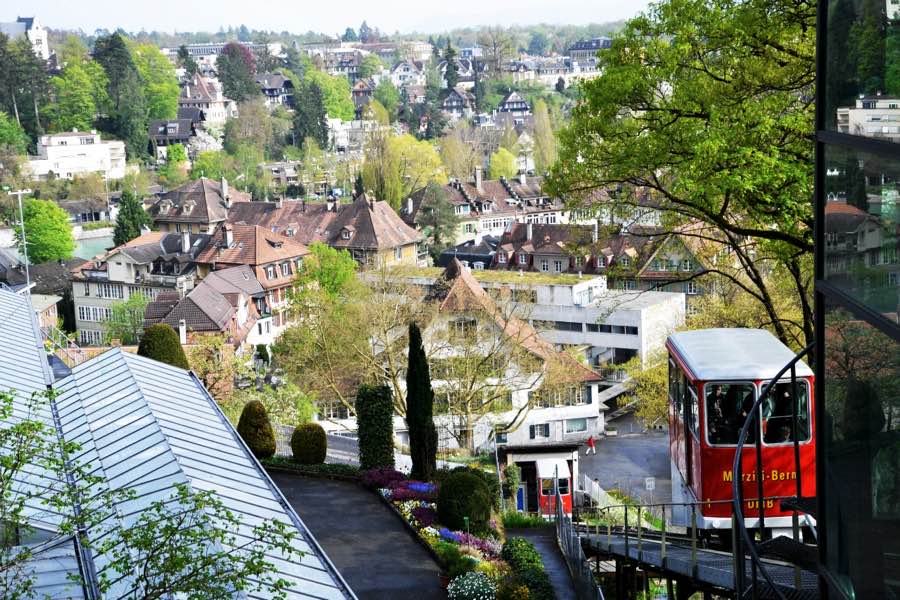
[0,2,891,600]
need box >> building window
[565,418,588,434]
[529,423,550,439]
[473,261,485,270]
[620,256,631,267]
[175,223,182,233]
[451,317,477,340]
[82,283,90,296]
[281,262,292,277]
[266,265,275,279]
[498,253,507,264]
[553,260,563,273]
[464,223,475,233]
[587,323,599,332]
[623,279,637,290]
[518,252,527,265]
[574,256,584,268]
[495,432,508,444]
[540,259,549,272]
[99,283,123,299]
[684,281,700,295]
[395,246,403,260]
[78,330,103,346]
[341,229,351,240]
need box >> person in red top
[585,436,597,455]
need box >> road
[271,473,446,600]
[580,414,672,507]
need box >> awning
[536,457,571,479]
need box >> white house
[0,16,49,60]
[26,130,127,181]
[837,93,900,143]
[178,74,238,127]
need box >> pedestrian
[585,436,597,455]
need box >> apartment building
[836,93,900,143]
[26,130,127,181]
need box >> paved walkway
[270,472,446,600]
[508,527,578,600]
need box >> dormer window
[341,228,352,240]
[183,200,196,215]
[518,252,527,265]
[266,265,276,279]
[620,256,631,267]
[498,253,507,264]
[280,262,292,277]
[159,200,172,214]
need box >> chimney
[224,223,234,247]
[181,230,190,253]
[185,85,190,97]
[527,222,533,241]
[327,198,335,212]
[221,176,230,208]
[301,199,307,212]
[475,165,483,192]
[276,196,283,209]
[519,171,527,185]
[592,222,598,243]
[178,319,187,344]
[406,196,413,215]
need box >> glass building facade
[818,0,900,596]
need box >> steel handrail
[731,341,815,600]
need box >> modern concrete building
[26,131,127,181]
[836,93,900,143]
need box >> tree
[528,31,550,56]
[224,98,274,156]
[622,351,668,426]
[406,322,437,480]
[443,42,460,91]
[93,33,148,157]
[6,37,49,141]
[363,99,390,125]
[532,99,556,173]
[176,44,199,78]
[190,150,228,180]
[358,54,384,79]
[356,384,395,470]
[362,133,447,209]
[49,63,102,132]
[137,323,190,369]
[16,199,74,264]
[373,80,401,121]
[547,0,816,349]
[158,143,188,184]
[253,44,282,74]
[342,27,359,42]
[555,76,566,94]
[477,26,516,73]
[106,293,150,345]
[0,111,28,153]
[489,147,518,179]
[113,189,151,246]
[131,42,180,120]
[292,82,329,149]
[304,70,354,121]
[216,42,258,103]
[417,181,459,258]
[359,21,375,44]
[440,122,481,180]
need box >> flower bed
[364,467,528,599]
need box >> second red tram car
[665,328,816,537]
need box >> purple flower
[407,481,437,494]
[439,528,462,543]
[412,506,437,527]
[362,467,406,490]
[456,532,502,557]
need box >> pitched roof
[148,177,249,224]
[177,106,206,122]
[197,223,309,267]
[255,73,293,89]
[148,118,195,140]
[329,193,424,250]
[436,260,601,383]
[202,264,265,297]
[179,74,222,104]
[227,200,342,245]
[162,281,236,331]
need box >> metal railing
[41,325,87,368]
[556,473,606,600]
[732,342,815,600]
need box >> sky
[18,0,652,35]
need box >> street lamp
[7,188,33,292]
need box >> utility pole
[8,188,33,292]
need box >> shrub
[497,581,531,600]
[236,400,276,459]
[355,384,395,470]
[453,466,501,510]
[438,471,492,532]
[291,423,327,464]
[500,539,554,600]
[434,541,478,579]
[501,511,549,529]
[362,467,406,489]
[448,571,497,600]
[137,323,189,369]
[475,558,510,583]
[262,457,360,478]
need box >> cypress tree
[406,322,437,480]
[113,189,151,246]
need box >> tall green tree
[528,31,550,56]
[358,54,384,79]
[548,0,816,348]
[362,133,447,209]
[138,323,190,368]
[489,147,517,179]
[406,322,437,480]
[292,82,329,149]
[49,63,101,132]
[443,42,460,91]
[373,79,401,120]
[342,27,359,42]
[417,182,459,259]
[93,33,148,157]
[106,293,150,345]
[131,42,180,120]
[16,199,75,264]
[304,70,354,121]
[532,99,557,172]
[176,44,199,78]
[113,189,151,246]
[216,42,258,103]
[0,111,28,153]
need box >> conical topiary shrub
[237,400,276,458]
[137,323,190,369]
[291,422,327,464]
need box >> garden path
[507,527,579,600]
[271,472,447,600]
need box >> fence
[557,475,606,600]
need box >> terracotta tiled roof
[149,178,250,224]
[197,224,309,290]
[330,193,424,250]
[227,200,341,245]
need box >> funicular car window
[688,388,699,437]
[669,359,684,414]
[541,478,570,495]
[761,380,811,444]
[705,383,757,446]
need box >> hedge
[237,400,276,459]
[501,538,555,600]
[291,423,327,464]
[437,470,492,532]
[137,323,189,369]
[356,384,395,470]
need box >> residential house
[390,60,425,87]
[227,193,425,268]
[178,74,238,127]
[144,265,268,349]
[331,260,607,453]
[30,293,60,328]
[404,84,427,104]
[256,72,295,108]
[0,16,49,60]
[438,58,477,89]
[498,91,531,115]
[0,288,354,599]
[351,78,375,117]
[566,37,612,62]
[148,177,250,234]
[437,236,501,269]
[836,93,900,143]
[161,41,282,70]
[195,223,309,333]
[442,87,476,120]
[350,41,433,63]
[148,118,197,161]
[26,130,127,181]
[177,106,206,124]
[71,231,211,345]
[57,198,111,224]
[322,49,364,81]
